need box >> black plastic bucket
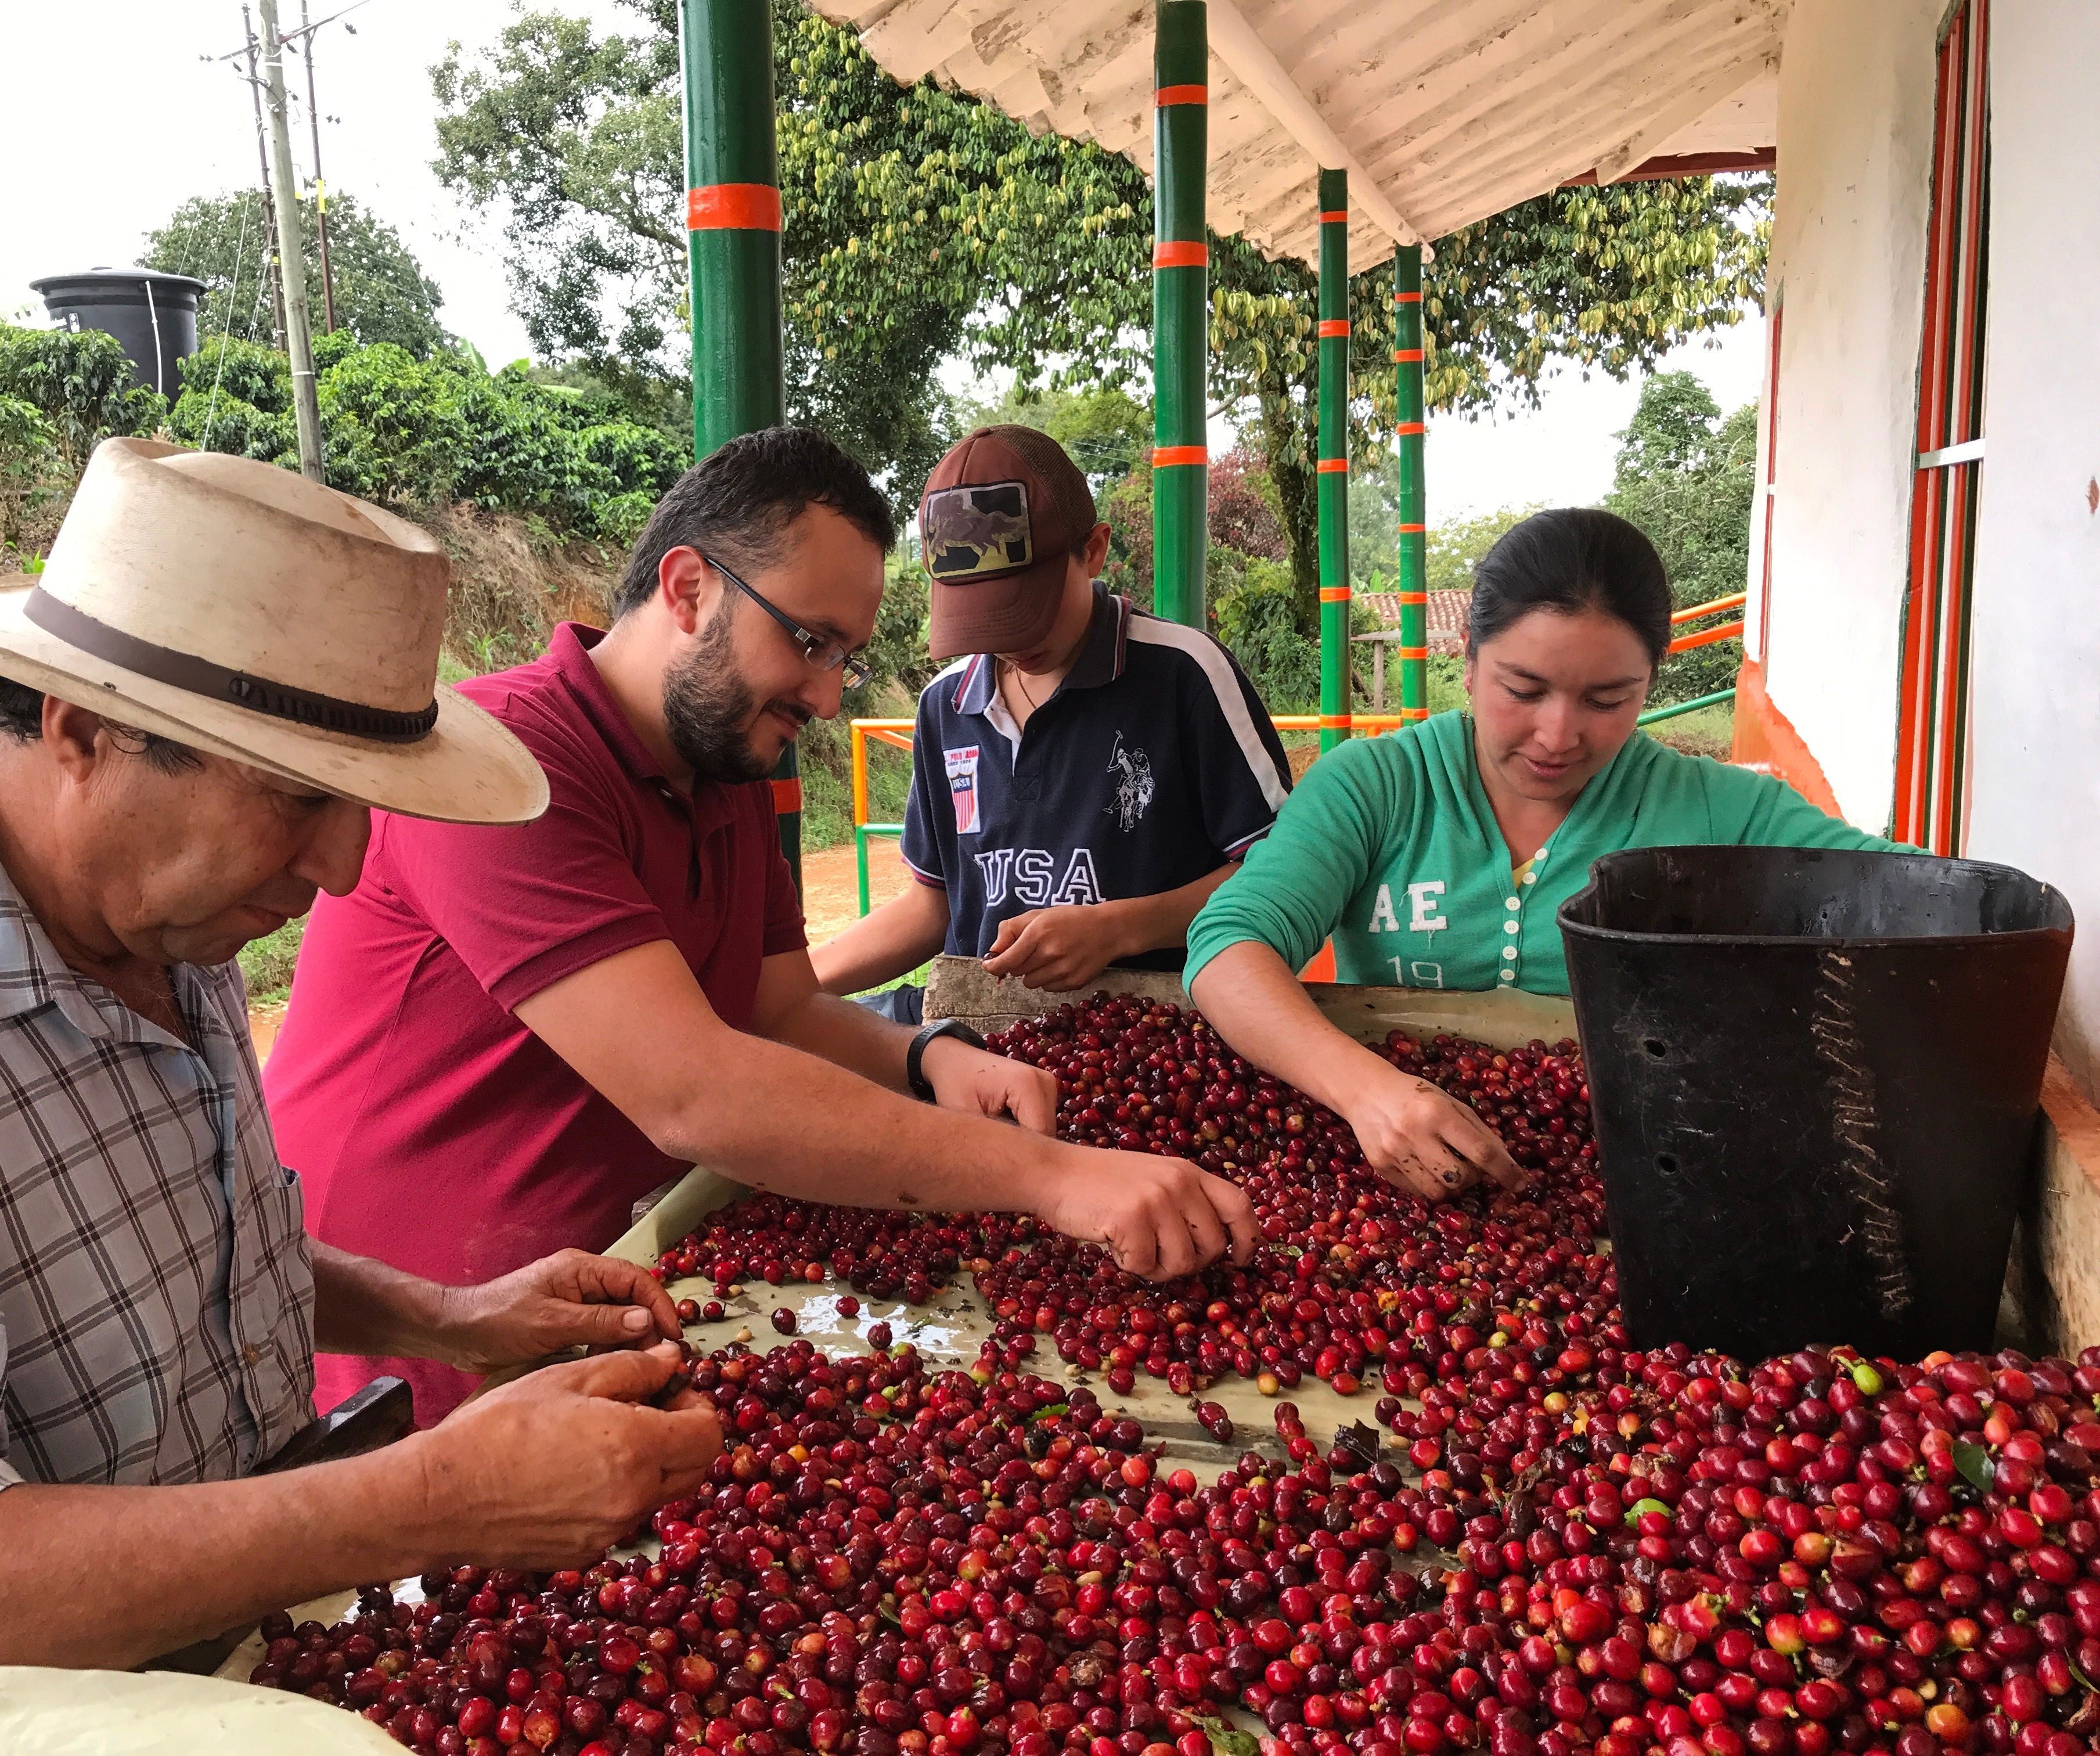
[1558,847,2073,1362]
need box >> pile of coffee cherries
[971,998,1609,1405]
[261,995,2100,1756]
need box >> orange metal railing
[848,606,1747,912]
[1666,591,1746,653]
[851,711,1410,914]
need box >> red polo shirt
[265,623,805,1424]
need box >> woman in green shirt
[1185,507,1894,1203]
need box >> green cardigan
[1186,709,1896,997]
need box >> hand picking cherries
[257,994,2100,1756]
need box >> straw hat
[0,438,547,825]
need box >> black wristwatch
[907,1018,986,1100]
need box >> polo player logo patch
[944,746,982,834]
[1105,733,1154,832]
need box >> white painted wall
[1756,0,1944,830]
[1961,4,2100,1099]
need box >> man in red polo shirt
[266,427,1253,1424]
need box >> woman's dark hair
[612,424,895,620]
[1465,508,1673,667]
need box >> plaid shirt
[0,859,315,1487]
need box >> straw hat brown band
[0,438,549,826]
[23,586,441,744]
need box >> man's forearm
[664,1031,1061,1215]
[520,940,1065,1221]
[763,990,913,1091]
[312,1242,461,1368]
[0,1441,444,1668]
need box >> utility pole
[298,0,337,333]
[258,0,325,481]
[241,7,288,352]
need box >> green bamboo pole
[1393,244,1428,725]
[1151,0,1208,629]
[680,0,800,891]
[1316,169,1351,753]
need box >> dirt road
[798,836,913,942]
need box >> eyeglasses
[703,553,871,690]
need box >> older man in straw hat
[0,438,722,1668]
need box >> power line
[203,0,376,343]
[232,6,288,352]
[298,0,337,332]
[200,191,258,452]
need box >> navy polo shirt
[900,586,1293,971]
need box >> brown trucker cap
[920,426,1099,661]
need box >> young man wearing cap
[0,439,723,1667]
[812,426,1292,1023]
[266,427,1256,1428]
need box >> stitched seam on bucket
[1810,948,1911,1318]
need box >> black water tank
[30,268,208,401]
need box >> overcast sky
[3,0,1765,519]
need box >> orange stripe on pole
[1152,240,1209,268]
[1319,587,1351,602]
[1155,83,1208,105]
[1317,458,1349,474]
[1319,210,1348,224]
[1317,319,1350,338]
[1397,523,1426,534]
[1396,646,1428,661]
[687,183,783,231]
[1396,422,1425,435]
[1394,291,1423,304]
[1391,347,1424,362]
[772,777,803,814]
[1396,592,1427,604]
[1152,445,1207,467]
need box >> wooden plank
[1588,43,1779,185]
[1204,0,1425,246]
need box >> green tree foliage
[1213,558,1319,712]
[0,323,163,472]
[143,190,451,358]
[1421,505,1544,600]
[955,386,1152,498]
[163,333,683,541]
[1348,455,1541,600]
[1096,444,1285,621]
[0,395,57,552]
[1604,370,1757,706]
[431,0,961,495]
[428,2,1767,578]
